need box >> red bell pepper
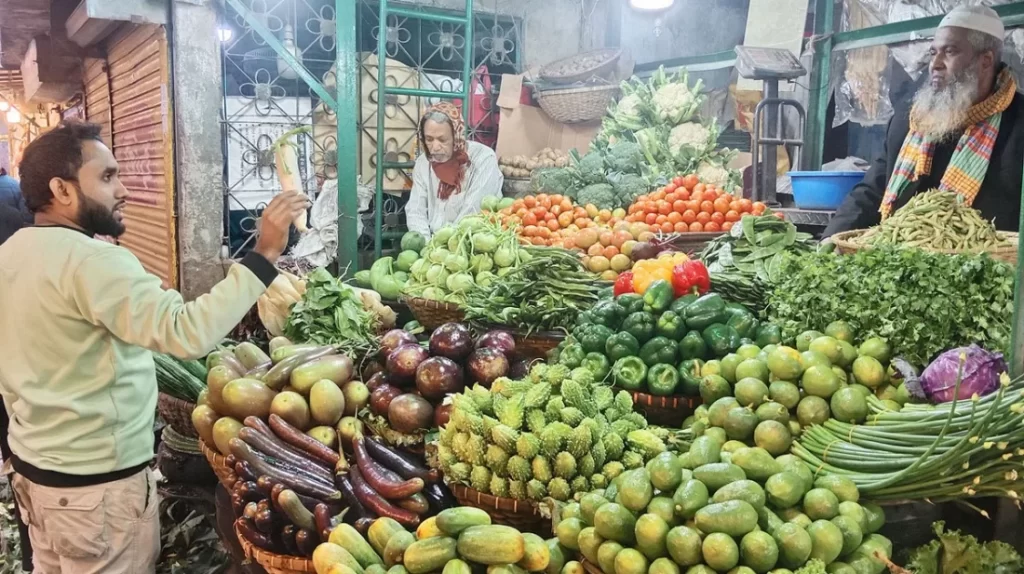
[671,264,693,297]
[614,271,635,296]
[672,261,711,296]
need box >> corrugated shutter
[104,24,177,288]
[82,58,111,146]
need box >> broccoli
[610,173,650,207]
[577,183,616,211]
[531,167,574,195]
[605,142,645,174]
[575,152,608,185]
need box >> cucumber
[404,536,458,574]
[329,523,385,568]
[436,507,491,536]
[694,500,759,537]
[458,525,526,565]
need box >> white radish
[273,126,313,233]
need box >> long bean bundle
[857,189,1007,250]
[462,246,609,333]
[792,374,1024,506]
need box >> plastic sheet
[289,180,373,267]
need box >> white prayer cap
[939,5,1005,40]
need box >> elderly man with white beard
[824,5,1023,237]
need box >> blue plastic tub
[787,171,865,210]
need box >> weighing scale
[733,46,807,209]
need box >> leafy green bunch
[284,267,379,355]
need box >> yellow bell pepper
[633,253,688,294]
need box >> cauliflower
[650,67,705,125]
[577,183,616,211]
[668,122,714,156]
[605,142,644,174]
[612,93,645,131]
[696,160,737,189]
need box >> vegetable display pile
[700,213,819,314]
[624,175,767,234]
[495,192,650,253]
[687,321,904,458]
[437,361,676,502]
[559,262,783,397]
[402,215,523,305]
[855,190,1008,251]
[364,325,527,445]
[463,246,607,333]
[553,442,892,574]
[766,247,1014,367]
[154,353,208,402]
[312,510,570,574]
[792,370,1024,503]
[285,269,382,357]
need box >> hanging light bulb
[629,0,674,10]
[276,25,303,81]
[217,26,233,43]
[0,101,9,112]
[6,109,20,123]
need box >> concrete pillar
[170,0,226,300]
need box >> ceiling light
[6,109,20,123]
[217,26,233,43]
[0,101,9,112]
[629,0,675,10]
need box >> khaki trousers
[11,468,160,574]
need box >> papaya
[457,525,525,565]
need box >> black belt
[10,454,149,488]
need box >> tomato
[664,183,678,193]
[682,174,699,190]
[651,190,666,201]
[658,202,673,216]
[645,213,658,225]
[728,200,741,212]
[558,212,574,227]
[685,200,700,213]
[704,221,721,232]
[524,225,539,236]
[560,198,573,211]
[738,198,753,212]
[700,200,715,213]
[672,200,687,213]
[656,214,668,225]
[627,203,639,215]
[587,243,604,256]
[682,209,697,224]
[722,221,734,231]
[713,197,731,214]
[659,221,673,233]
[550,204,562,216]
[689,222,704,232]
[696,212,712,225]
[691,191,704,204]
[667,211,683,224]
[775,212,786,220]
[524,196,537,208]
[673,176,684,187]
[545,219,558,231]
[603,245,619,258]
[676,189,691,201]
[674,221,689,233]
[725,210,741,223]
[636,194,649,203]
[693,183,706,195]
[665,192,678,203]
[704,189,719,202]
[710,212,726,225]
[522,212,538,226]
[752,201,767,215]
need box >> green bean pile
[462,246,609,333]
[792,375,1024,505]
[858,190,1006,250]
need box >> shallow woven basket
[512,330,566,359]
[630,392,701,428]
[830,229,1019,266]
[157,393,198,438]
[450,483,549,535]
[200,439,238,490]
[235,520,315,574]
[536,84,619,124]
[402,296,466,331]
[670,231,727,256]
[539,49,622,85]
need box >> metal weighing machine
[734,46,829,225]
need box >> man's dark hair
[19,122,103,213]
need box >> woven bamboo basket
[200,439,238,489]
[235,520,315,574]
[158,393,199,438]
[830,229,1019,266]
[402,296,466,330]
[630,392,700,428]
[536,84,619,124]
[539,49,622,85]
[670,231,727,257]
[450,483,549,535]
[512,330,566,359]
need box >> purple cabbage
[918,345,1006,403]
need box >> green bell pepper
[655,311,687,341]
[670,294,699,316]
[639,336,678,367]
[582,352,612,381]
[591,300,626,329]
[722,302,752,321]
[725,310,759,340]
[622,311,656,344]
[642,280,674,313]
[647,364,680,396]
[701,324,741,358]
[755,323,783,347]
[678,359,704,396]
[679,330,708,361]
[684,293,727,330]
[558,342,586,369]
[605,332,641,362]
[576,310,596,326]
[617,293,645,315]
[580,324,614,354]
[612,357,648,391]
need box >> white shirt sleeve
[406,158,432,238]
[455,144,504,220]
